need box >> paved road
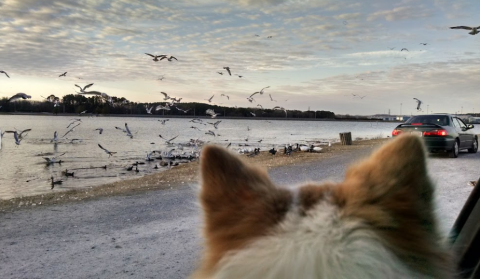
[1,146,479,279]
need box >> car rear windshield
[406,115,450,126]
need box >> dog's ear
[336,135,450,274]
[198,145,291,270]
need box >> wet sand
[0,138,389,212]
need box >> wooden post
[339,132,352,145]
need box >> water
[0,114,402,199]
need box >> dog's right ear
[198,145,291,272]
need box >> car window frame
[456,118,468,129]
[451,117,459,128]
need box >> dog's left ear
[198,145,291,270]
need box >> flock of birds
[0,23,477,192]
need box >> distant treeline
[0,95,336,119]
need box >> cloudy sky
[0,0,479,115]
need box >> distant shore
[0,111,402,122]
[0,138,390,212]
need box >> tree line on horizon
[0,94,336,119]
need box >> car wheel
[449,140,459,158]
[468,138,478,153]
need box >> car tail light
[411,123,423,125]
[423,129,448,136]
[392,129,402,136]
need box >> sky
[0,0,479,116]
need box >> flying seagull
[8,93,31,102]
[160,55,178,61]
[217,71,223,75]
[95,128,103,134]
[221,94,229,100]
[159,135,178,144]
[0,70,9,78]
[419,43,428,46]
[450,25,480,35]
[124,123,133,138]
[207,120,221,129]
[62,123,81,138]
[206,109,220,118]
[273,106,287,117]
[75,83,94,92]
[205,130,216,137]
[59,72,67,77]
[145,53,166,61]
[206,94,214,103]
[413,98,423,111]
[400,48,408,52]
[223,67,231,76]
[98,144,117,157]
[156,104,170,111]
[269,94,277,102]
[145,105,153,114]
[77,91,112,103]
[160,92,171,100]
[254,86,270,95]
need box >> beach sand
[0,138,390,212]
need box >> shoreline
[0,112,402,122]
[0,138,390,212]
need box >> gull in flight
[98,144,117,157]
[205,130,216,137]
[145,53,166,61]
[176,107,190,113]
[160,55,178,61]
[59,72,67,77]
[160,92,171,100]
[190,126,201,131]
[206,109,220,118]
[255,86,270,95]
[207,120,221,129]
[75,83,94,92]
[95,128,103,134]
[221,94,229,100]
[235,74,243,78]
[62,123,81,138]
[67,119,81,128]
[400,48,408,52]
[44,153,65,166]
[159,135,178,144]
[246,96,255,103]
[8,93,31,102]
[413,98,423,111]
[158,119,170,125]
[124,123,133,138]
[5,128,32,144]
[273,106,287,117]
[217,71,223,75]
[257,104,263,109]
[223,67,231,76]
[157,75,165,80]
[145,105,153,114]
[250,112,256,117]
[51,131,58,143]
[419,43,428,46]
[0,70,10,78]
[269,94,277,102]
[156,104,171,111]
[205,94,214,103]
[450,25,480,35]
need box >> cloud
[367,6,433,21]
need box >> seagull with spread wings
[160,55,178,61]
[269,94,277,102]
[145,53,166,61]
[98,144,117,157]
[8,93,31,102]
[75,83,94,92]
[59,72,67,77]
[413,98,423,111]
[221,93,229,100]
[159,135,178,144]
[207,120,221,129]
[0,70,9,78]
[205,94,214,103]
[273,106,287,117]
[223,67,231,76]
[450,25,480,35]
[206,109,220,118]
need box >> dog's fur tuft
[193,135,453,278]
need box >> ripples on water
[0,114,404,199]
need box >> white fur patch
[210,199,434,279]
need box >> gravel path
[1,144,478,279]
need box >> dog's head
[193,135,452,278]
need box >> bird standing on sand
[450,25,480,35]
[59,72,67,77]
[0,70,10,78]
